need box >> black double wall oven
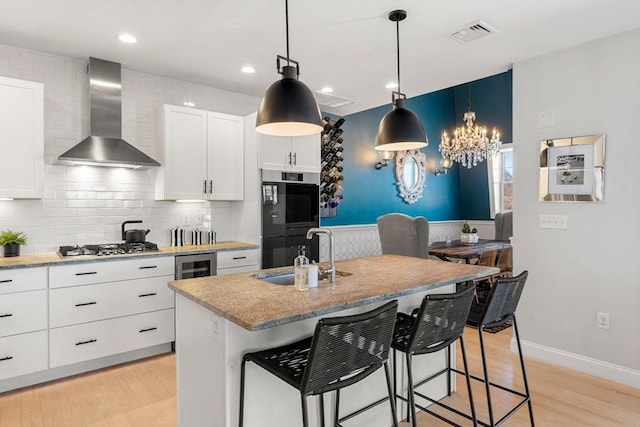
[262,171,319,269]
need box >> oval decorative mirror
[395,150,426,204]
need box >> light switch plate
[539,214,568,229]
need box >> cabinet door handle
[75,301,97,307]
[232,256,247,260]
[209,180,213,194]
[0,313,13,318]
[0,279,13,284]
[76,339,97,346]
[203,179,207,194]
[288,152,292,165]
[0,356,13,362]
[138,292,157,298]
[293,152,297,165]
[139,327,157,333]
[139,265,157,270]
[75,271,97,276]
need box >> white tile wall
[0,43,261,254]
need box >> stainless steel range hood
[57,57,160,168]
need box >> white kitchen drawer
[217,249,259,270]
[0,290,47,338]
[49,308,174,368]
[49,256,174,288]
[0,267,47,294]
[0,330,48,381]
[49,275,174,328]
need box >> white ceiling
[1,0,639,115]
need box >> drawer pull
[232,256,247,260]
[75,301,97,307]
[139,265,158,270]
[139,327,157,333]
[0,313,13,318]
[75,272,97,276]
[0,279,13,284]
[76,339,97,346]
[138,292,157,298]
[0,356,13,362]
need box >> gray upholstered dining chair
[376,213,429,258]
[494,211,513,241]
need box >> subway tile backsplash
[0,43,260,254]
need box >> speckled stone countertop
[0,241,259,270]
[169,254,499,331]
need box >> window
[488,144,513,217]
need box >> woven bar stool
[239,300,399,427]
[391,284,477,427]
[464,271,534,427]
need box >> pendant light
[375,10,427,152]
[255,0,322,136]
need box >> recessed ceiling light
[183,101,195,107]
[242,66,256,74]
[320,87,333,93]
[385,82,398,89]
[118,34,137,44]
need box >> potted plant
[460,222,479,244]
[0,230,27,257]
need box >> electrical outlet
[182,214,190,225]
[212,317,220,343]
[597,312,610,330]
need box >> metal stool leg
[405,353,418,427]
[301,395,309,427]
[383,360,399,427]
[334,389,340,426]
[459,335,478,426]
[513,317,535,426]
[478,327,495,426]
[239,357,247,427]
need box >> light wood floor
[1,327,638,427]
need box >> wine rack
[320,116,345,218]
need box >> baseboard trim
[518,339,640,388]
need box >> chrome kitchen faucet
[306,227,336,284]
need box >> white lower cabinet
[0,290,47,337]
[217,249,259,275]
[50,309,174,368]
[0,331,48,381]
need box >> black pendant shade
[375,9,427,152]
[256,65,322,136]
[375,98,427,151]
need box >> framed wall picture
[539,134,605,202]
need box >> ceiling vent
[450,20,496,43]
[313,90,354,108]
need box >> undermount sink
[253,269,352,286]
[253,271,295,286]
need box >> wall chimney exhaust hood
[57,57,160,169]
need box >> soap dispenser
[294,246,309,292]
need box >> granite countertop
[169,254,498,331]
[0,241,259,270]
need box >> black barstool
[239,300,399,427]
[464,271,534,426]
[391,284,477,427]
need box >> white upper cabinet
[258,133,320,173]
[208,112,244,201]
[0,76,44,199]
[156,105,244,201]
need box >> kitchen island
[169,254,497,427]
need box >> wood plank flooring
[1,326,638,426]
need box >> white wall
[0,44,261,253]
[512,29,640,386]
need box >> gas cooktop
[58,242,159,257]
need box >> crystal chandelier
[439,86,501,168]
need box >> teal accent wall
[320,70,512,226]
